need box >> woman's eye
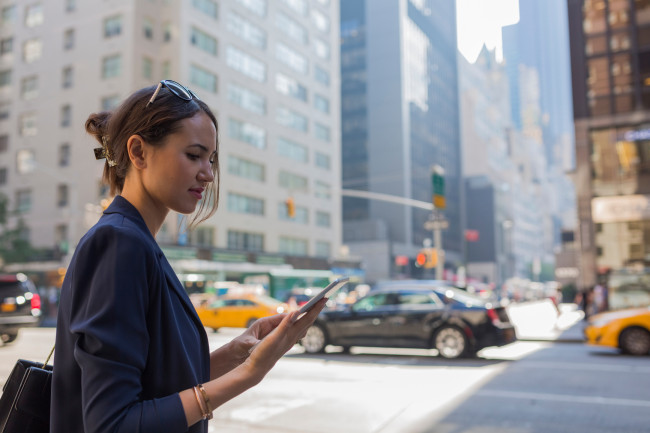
[186,153,200,160]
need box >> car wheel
[434,326,468,359]
[302,324,327,354]
[619,327,650,355]
[1,332,18,344]
[246,318,258,328]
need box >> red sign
[395,255,409,266]
[465,229,479,242]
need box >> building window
[276,43,307,74]
[278,202,308,223]
[227,192,264,216]
[314,180,331,199]
[15,189,32,213]
[0,167,7,185]
[0,37,12,56]
[235,0,266,17]
[65,0,76,12]
[277,137,307,162]
[162,61,171,78]
[315,66,330,87]
[0,69,11,88]
[191,27,218,55]
[226,46,266,82]
[21,76,38,100]
[63,28,75,50]
[227,12,266,49]
[16,149,36,174]
[278,236,307,255]
[101,94,120,111]
[59,143,70,167]
[23,38,42,63]
[314,94,330,113]
[227,83,266,115]
[57,184,69,207]
[62,66,73,88]
[19,113,38,136]
[163,22,172,42]
[143,56,153,80]
[314,151,330,169]
[55,224,68,252]
[61,105,72,127]
[278,170,308,191]
[25,4,44,28]
[227,230,263,251]
[315,211,330,227]
[190,64,217,93]
[314,123,330,142]
[189,227,214,247]
[313,38,330,60]
[192,0,218,19]
[228,155,265,182]
[228,118,266,149]
[143,17,154,39]
[104,15,122,38]
[310,9,329,33]
[102,54,122,79]
[0,103,9,120]
[281,0,307,16]
[0,135,7,152]
[276,107,308,133]
[315,241,330,257]
[275,12,308,44]
[1,5,15,24]
[275,73,307,102]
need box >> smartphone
[298,277,350,314]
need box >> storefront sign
[592,195,650,223]
[623,129,650,141]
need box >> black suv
[0,273,42,344]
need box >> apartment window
[315,66,330,86]
[0,103,9,120]
[0,168,6,185]
[21,75,38,100]
[101,95,120,111]
[278,170,308,191]
[275,73,307,102]
[192,0,218,19]
[57,184,69,207]
[59,143,70,167]
[226,46,266,82]
[16,149,36,174]
[143,18,154,40]
[62,66,73,88]
[191,27,218,56]
[281,0,307,16]
[61,105,71,127]
[1,5,15,24]
[314,122,330,142]
[315,241,330,257]
[228,192,264,216]
[311,9,329,33]
[227,83,266,115]
[65,0,76,12]
[190,64,217,93]
[276,43,307,74]
[228,155,265,181]
[235,0,266,17]
[19,113,37,136]
[163,22,172,42]
[278,236,307,255]
[23,38,42,63]
[315,151,330,169]
[25,4,44,28]
[314,94,330,113]
[64,28,75,50]
[227,230,263,251]
[102,54,122,78]
[55,224,68,252]
[104,15,122,38]
[276,107,307,133]
[313,38,330,60]
[277,137,307,162]
[315,211,330,227]
[228,118,266,149]
[0,70,11,88]
[190,227,214,247]
[0,135,7,152]
[0,38,12,56]
[315,0,329,5]
[15,189,32,213]
[278,202,308,223]
[275,12,308,44]
[314,180,331,199]
[162,61,171,78]
[143,56,153,80]
[227,13,266,49]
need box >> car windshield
[437,286,486,307]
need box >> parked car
[300,281,516,359]
[0,273,42,344]
[195,294,287,332]
[584,307,650,355]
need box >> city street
[1,312,648,433]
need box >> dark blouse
[51,196,210,433]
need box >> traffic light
[415,248,438,268]
[431,165,445,210]
[285,197,295,218]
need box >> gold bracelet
[193,385,210,420]
[197,384,213,420]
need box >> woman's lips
[189,188,204,199]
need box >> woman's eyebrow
[188,143,209,153]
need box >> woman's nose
[198,162,215,183]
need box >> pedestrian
[51,80,326,433]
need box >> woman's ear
[126,135,147,169]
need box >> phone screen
[298,277,350,314]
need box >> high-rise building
[567,0,650,290]
[340,0,462,283]
[0,0,346,283]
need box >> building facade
[0,0,349,282]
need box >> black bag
[0,353,53,433]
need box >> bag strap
[44,345,55,366]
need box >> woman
[51,80,326,432]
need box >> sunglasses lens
[164,80,193,101]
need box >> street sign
[431,165,445,210]
[424,219,449,230]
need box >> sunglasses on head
[146,79,199,108]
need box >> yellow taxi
[195,294,287,332]
[584,307,650,355]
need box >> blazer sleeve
[68,224,188,433]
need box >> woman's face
[142,111,217,215]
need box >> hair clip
[94,136,117,167]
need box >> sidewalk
[506,301,585,342]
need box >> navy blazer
[51,196,210,433]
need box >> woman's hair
[85,84,220,228]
